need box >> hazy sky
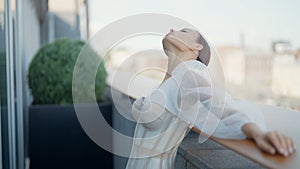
[89,0,300,51]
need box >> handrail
[106,70,300,169]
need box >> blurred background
[89,0,300,110]
[0,0,299,169]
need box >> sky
[89,0,300,51]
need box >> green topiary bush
[28,39,107,105]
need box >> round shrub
[28,39,107,104]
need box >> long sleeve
[151,60,267,141]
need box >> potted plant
[28,39,112,169]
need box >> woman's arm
[242,122,295,156]
[164,59,296,157]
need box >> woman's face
[162,28,203,59]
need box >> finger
[287,137,295,154]
[267,132,285,156]
[275,132,289,156]
[257,139,276,155]
[291,138,296,151]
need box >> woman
[125,28,295,169]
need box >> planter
[29,102,113,169]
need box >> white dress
[125,60,267,169]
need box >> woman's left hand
[242,123,296,157]
[253,130,295,156]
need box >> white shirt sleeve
[153,60,267,140]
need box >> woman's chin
[162,38,173,51]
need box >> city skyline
[89,0,300,51]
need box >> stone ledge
[176,132,265,169]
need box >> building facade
[0,0,88,169]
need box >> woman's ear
[191,43,203,51]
